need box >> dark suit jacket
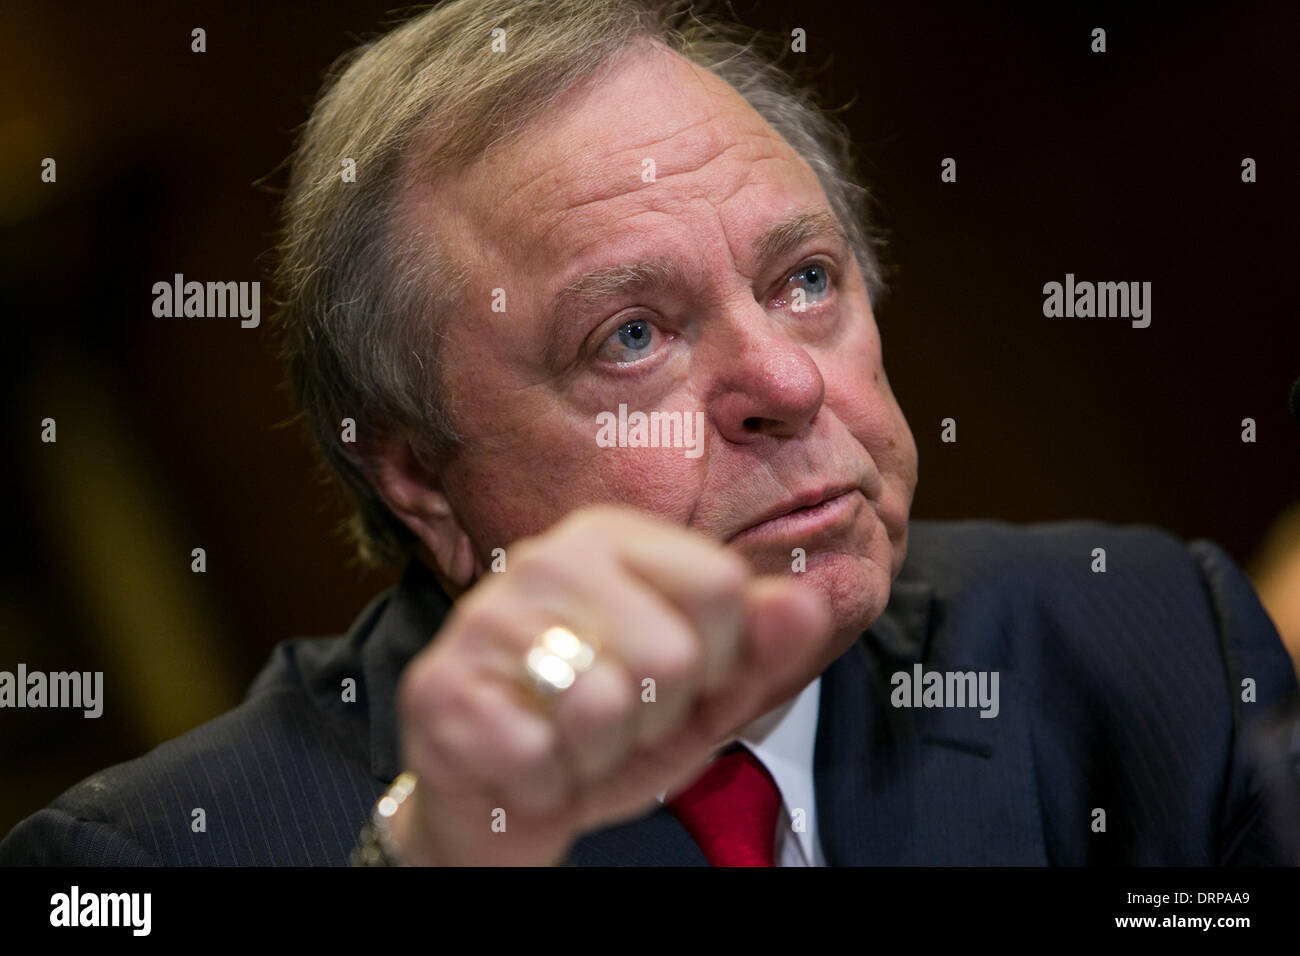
[4,519,1299,865]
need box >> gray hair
[271,0,891,567]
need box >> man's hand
[388,504,832,866]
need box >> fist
[390,505,832,865]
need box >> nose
[706,305,825,444]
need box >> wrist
[351,772,427,866]
[385,781,441,866]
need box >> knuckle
[425,679,480,735]
[507,537,587,592]
[555,507,600,541]
[649,634,701,687]
[498,713,558,772]
[562,503,638,541]
[569,503,620,528]
[562,668,634,730]
[454,596,523,643]
[506,534,547,570]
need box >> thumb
[711,576,832,738]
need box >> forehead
[407,45,830,281]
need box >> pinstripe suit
[3,519,1298,865]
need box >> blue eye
[792,263,830,300]
[618,320,652,350]
[597,317,661,363]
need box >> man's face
[402,44,918,647]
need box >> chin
[726,500,906,659]
[742,542,892,652]
[803,551,892,639]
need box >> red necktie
[666,743,782,866]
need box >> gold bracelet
[350,772,418,866]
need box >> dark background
[3,0,1297,835]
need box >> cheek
[449,407,706,551]
[819,330,904,453]
[820,342,918,513]
[587,451,704,521]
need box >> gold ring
[523,625,598,696]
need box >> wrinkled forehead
[401,45,824,281]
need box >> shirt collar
[735,675,823,864]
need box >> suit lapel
[365,559,455,783]
[815,591,921,865]
[816,575,1048,865]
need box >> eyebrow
[542,208,850,365]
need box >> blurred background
[2,0,1297,836]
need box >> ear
[360,435,483,594]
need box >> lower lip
[730,489,861,544]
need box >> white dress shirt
[656,677,825,866]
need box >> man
[3,0,1297,866]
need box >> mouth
[727,485,861,544]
